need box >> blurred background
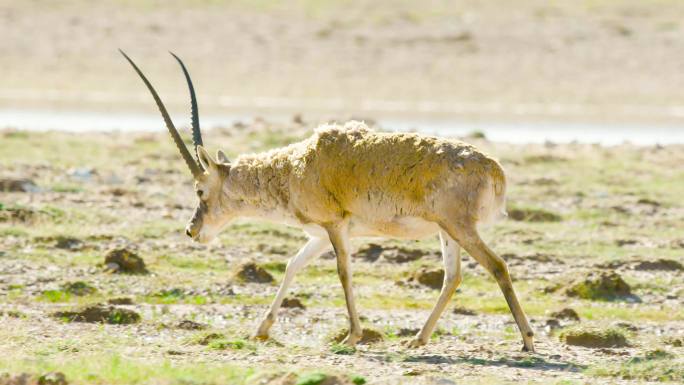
[2,0,684,143]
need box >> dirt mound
[0,372,67,385]
[107,297,134,305]
[0,206,36,223]
[565,272,633,300]
[61,281,97,296]
[176,319,207,330]
[54,236,83,251]
[560,327,629,348]
[413,268,444,290]
[281,297,305,309]
[53,305,140,324]
[453,306,477,316]
[353,243,383,262]
[550,308,580,321]
[235,262,274,283]
[331,327,384,345]
[0,178,38,192]
[508,207,562,222]
[354,243,432,263]
[633,259,683,271]
[104,248,148,274]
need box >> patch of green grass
[40,290,71,303]
[330,343,355,355]
[296,372,328,385]
[559,326,629,348]
[208,338,253,351]
[351,375,367,385]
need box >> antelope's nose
[185,227,193,238]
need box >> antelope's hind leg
[254,237,330,340]
[408,230,462,348]
[325,220,363,346]
[444,224,535,352]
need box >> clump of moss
[565,272,633,300]
[559,326,629,348]
[330,343,356,355]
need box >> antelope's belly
[349,216,439,239]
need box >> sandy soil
[1,0,684,123]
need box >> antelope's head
[121,50,233,243]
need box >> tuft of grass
[330,343,355,355]
[560,326,629,348]
[208,339,253,351]
[296,372,328,385]
[351,375,367,384]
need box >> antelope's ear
[216,149,230,165]
[197,145,217,171]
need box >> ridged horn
[119,49,203,179]
[169,52,204,164]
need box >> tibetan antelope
[120,50,535,352]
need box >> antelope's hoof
[521,343,535,353]
[341,333,361,346]
[252,331,270,341]
[405,338,427,348]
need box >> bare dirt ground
[1,0,684,123]
[1,119,683,384]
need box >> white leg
[408,230,462,347]
[254,237,330,339]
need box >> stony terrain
[1,118,683,384]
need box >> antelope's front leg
[254,237,329,340]
[325,220,363,346]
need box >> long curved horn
[169,52,203,165]
[119,49,203,179]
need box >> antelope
[120,50,535,352]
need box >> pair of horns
[120,49,206,178]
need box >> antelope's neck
[224,151,294,217]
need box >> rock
[107,297,134,305]
[61,281,97,296]
[508,207,561,222]
[53,305,140,324]
[560,327,629,348]
[453,306,476,316]
[0,178,39,192]
[612,321,638,332]
[104,248,148,274]
[37,372,67,385]
[235,262,273,283]
[414,268,444,290]
[331,327,384,344]
[565,272,633,300]
[633,259,683,271]
[550,308,580,321]
[281,297,305,309]
[176,319,207,330]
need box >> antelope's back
[290,122,505,222]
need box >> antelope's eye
[197,190,204,198]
